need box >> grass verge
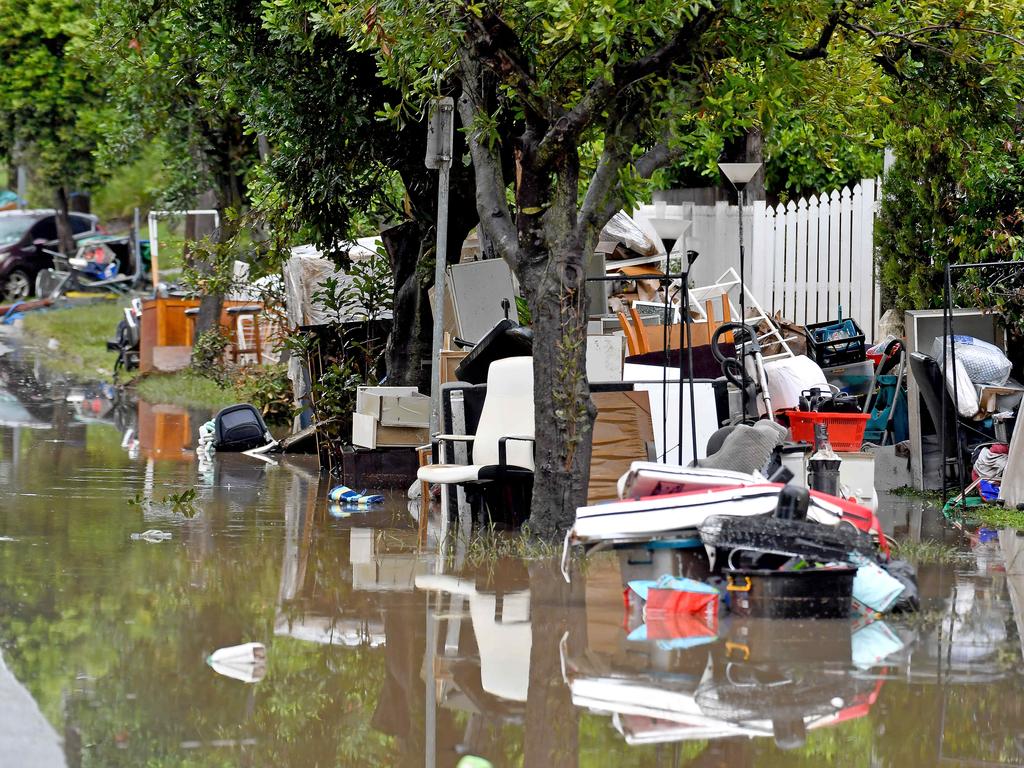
[19,299,293,419]
[20,298,125,379]
[134,370,240,411]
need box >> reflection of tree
[524,560,582,767]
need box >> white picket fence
[637,178,882,341]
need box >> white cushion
[473,356,535,469]
[417,464,483,483]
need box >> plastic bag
[941,358,981,418]
[930,335,1011,386]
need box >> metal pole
[738,189,750,420]
[429,161,451,435]
[133,207,142,288]
[426,98,454,435]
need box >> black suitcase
[215,404,271,451]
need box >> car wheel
[1,269,32,303]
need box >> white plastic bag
[941,358,980,418]
[930,335,1011,386]
[762,355,830,413]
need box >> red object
[645,588,718,620]
[866,352,883,367]
[643,612,718,641]
[785,410,871,452]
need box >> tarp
[282,237,392,328]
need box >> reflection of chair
[417,574,532,702]
[908,352,993,482]
[418,356,535,487]
[617,296,732,356]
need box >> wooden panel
[587,390,654,504]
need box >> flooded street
[1,348,1023,767]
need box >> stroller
[107,298,143,377]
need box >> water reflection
[0,354,1023,765]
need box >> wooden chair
[617,295,732,356]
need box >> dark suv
[0,210,99,302]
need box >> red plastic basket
[784,410,871,452]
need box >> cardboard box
[352,412,429,449]
[356,386,430,427]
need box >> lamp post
[718,162,762,420]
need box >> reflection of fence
[640,178,882,341]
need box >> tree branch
[537,1,724,165]
[457,50,519,266]
[463,9,550,122]
[787,5,845,61]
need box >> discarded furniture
[226,304,264,365]
[616,294,732,357]
[904,308,1005,489]
[142,298,269,373]
[418,356,535,522]
[588,388,655,503]
[907,352,994,486]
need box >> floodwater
[1,348,1023,767]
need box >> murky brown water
[1,348,1023,767]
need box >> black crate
[805,318,866,368]
[340,446,419,488]
[725,567,855,619]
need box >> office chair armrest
[498,435,536,468]
[432,434,475,463]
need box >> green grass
[888,485,945,501]
[20,298,125,379]
[975,505,1024,530]
[889,538,962,564]
[134,370,240,410]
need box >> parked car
[0,209,100,302]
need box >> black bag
[215,404,270,452]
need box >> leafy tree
[340,0,1024,536]
[877,41,1024,357]
[0,0,110,253]
[95,0,259,342]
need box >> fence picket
[827,189,842,322]
[771,202,786,316]
[783,200,798,322]
[816,193,829,323]
[795,197,809,325]
[850,184,864,329]
[839,187,854,325]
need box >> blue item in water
[327,485,384,505]
[979,480,1000,502]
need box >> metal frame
[146,209,221,290]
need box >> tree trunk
[193,123,247,350]
[381,221,432,389]
[745,127,766,202]
[53,186,75,257]
[522,249,596,539]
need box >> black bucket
[725,567,855,619]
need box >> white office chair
[418,356,535,486]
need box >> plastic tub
[785,410,871,452]
[725,567,855,619]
